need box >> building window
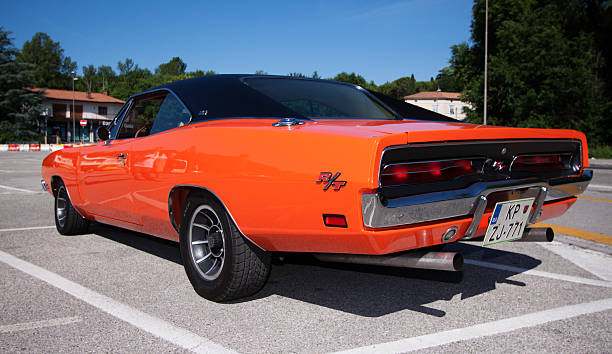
[52,104,66,118]
[69,105,83,118]
[98,106,108,116]
[432,104,438,112]
[449,105,455,115]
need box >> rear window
[243,78,398,120]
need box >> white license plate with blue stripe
[483,198,535,246]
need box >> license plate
[482,198,535,246]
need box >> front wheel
[54,181,90,235]
[179,193,271,302]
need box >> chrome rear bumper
[362,169,592,234]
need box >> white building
[36,88,125,143]
[404,90,470,120]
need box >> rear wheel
[54,181,90,235]
[179,193,271,301]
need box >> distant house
[35,89,125,143]
[404,90,470,121]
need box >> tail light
[380,159,478,186]
[511,154,575,172]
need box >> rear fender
[168,185,264,250]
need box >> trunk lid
[311,119,587,144]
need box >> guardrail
[0,144,94,152]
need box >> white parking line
[0,316,82,333]
[588,184,612,191]
[465,259,612,288]
[0,184,37,193]
[0,226,55,232]
[0,250,236,354]
[539,242,612,281]
[335,297,612,353]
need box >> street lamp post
[43,108,48,144]
[483,0,488,125]
[72,71,78,143]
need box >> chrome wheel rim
[56,186,68,228]
[188,205,225,281]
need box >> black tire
[179,193,271,302]
[54,181,90,235]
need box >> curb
[589,158,612,170]
[589,163,612,170]
[555,234,612,255]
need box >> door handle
[116,153,127,165]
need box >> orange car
[41,75,592,301]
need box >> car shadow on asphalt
[89,223,183,265]
[89,223,540,318]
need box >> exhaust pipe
[517,227,554,242]
[313,251,463,272]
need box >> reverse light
[511,154,573,172]
[380,159,477,186]
[323,214,347,228]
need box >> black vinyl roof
[149,74,460,123]
[158,74,307,120]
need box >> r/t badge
[316,172,347,191]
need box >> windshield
[243,78,398,120]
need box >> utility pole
[483,0,488,125]
[72,71,76,143]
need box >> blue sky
[1,0,473,85]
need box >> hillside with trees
[443,0,611,152]
[0,27,44,142]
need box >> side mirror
[96,126,109,141]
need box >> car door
[129,90,192,235]
[78,137,138,224]
[79,94,164,224]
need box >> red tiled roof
[404,91,462,100]
[30,88,125,104]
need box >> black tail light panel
[379,139,582,199]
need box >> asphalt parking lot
[1,152,610,353]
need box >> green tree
[449,0,611,147]
[185,69,215,78]
[80,64,96,93]
[332,72,367,87]
[17,32,77,89]
[0,27,44,142]
[117,58,137,76]
[436,67,463,92]
[96,65,116,92]
[288,72,306,77]
[111,67,153,100]
[188,70,205,77]
[331,72,379,90]
[377,75,417,99]
[155,57,187,76]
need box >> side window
[115,91,190,140]
[149,93,191,135]
[116,92,166,139]
[109,100,131,139]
